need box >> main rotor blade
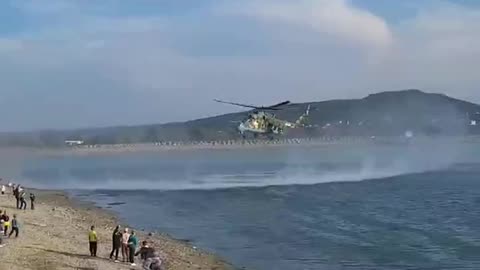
[267,101,290,109]
[214,99,290,110]
[213,99,260,109]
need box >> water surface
[20,143,480,270]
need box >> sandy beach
[0,189,233,270]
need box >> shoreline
[3,135,480,157]
[0,188,234,270]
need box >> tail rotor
[295,105,310,126]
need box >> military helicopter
[214,99,311,139]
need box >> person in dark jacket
[148,252,165,270]
[109,225,122,261]
[13,186,19,209]
[19,191,27,210]
[135,240,157,269]
[30,193,36,210]
[8,214,19,238]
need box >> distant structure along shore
[64,135,480,154]
[64,140,84,146]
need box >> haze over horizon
[1,0,479,131]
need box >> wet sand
[0,189,233,270]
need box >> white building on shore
[65,140,84,146]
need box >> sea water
[18,142,480,270]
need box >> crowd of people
[0,180,164,269]
[0,182,34,247]
[89,224,166,269]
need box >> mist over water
[9,141,480,270]
[17,140,474,191]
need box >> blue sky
[0,0,479,131]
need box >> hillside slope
[1,89,480,146]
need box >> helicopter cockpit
[245,112,266,130]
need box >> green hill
[2,89,480,146]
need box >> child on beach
[9,214,19,238]
[0,234,4,247]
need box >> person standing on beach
[1,185,5,195]
[20,191,27,210]
[0,219,4,247]
[110,225,122,261]
[128,230,138,266]
[8,214,19,238]
[0,211,3,235]
[13,186,19,209]
[89,225,98,257]
[121,228,131,262]
[7,183,11,197]
[1,211,9,236]
[29,193,36,210]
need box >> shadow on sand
[24,246,141,270]
[0,205,23,211]
[25,246,110,262]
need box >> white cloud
[363,2,480,98]
[221,0,393,50]
[0,0,480,130]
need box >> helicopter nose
[238,123,246,133]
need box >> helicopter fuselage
[237,111,293,136]
[213,99,310,138]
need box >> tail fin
[295,105,310,126]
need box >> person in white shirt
[121,228,131,263]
